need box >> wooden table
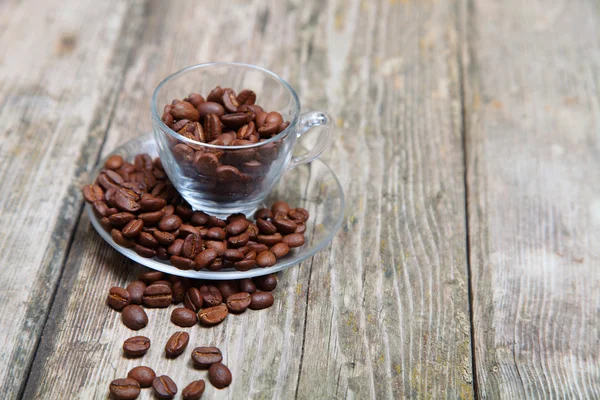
[1,0,599,398]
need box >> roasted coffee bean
[153,375,178,399]
[282,233,305,248]
[225,218,250,236]
[254,274,278,291]
[127,366,156,388]
[154,230,176,246]
[226,292,251,313]
[134,154,153,170]
[173,143,194,162]
[171,307,197,327]
[197,101,225,118]
[171,100,199,121]
[184,287,203,312]
[258,111,284,136]
[257,233,283,246]
[111,229,134,248]
[151,280,173,289]
[123,335,151,357]
[167,238,184,256]
[223,249,244,262]
[198,304,228,325]
[179,224,200,238]
[82,184,104,203]
[271,201,290,215]
[182,380,205,400]
[158,214,182,231]
[122,219,144,238]
[234,259,256,271]
[216,281,239,300]
[126,281,146,305]
[289,207,309,221]
[191,346,222,368]
[256,251,276,268]
[190,211,209,226]
[107,287,130,310]
[295,223,306,234]
[206,227,226,240]
[236,89,256,105]
[175,204,194,220]
[157,246,169,260]
[143,284,173,308]
[270,242,290,259]
[122,305,148,330]
[221,112,251,128]
[207,215,226,228]
[207,86,224,103]
[254,208,273,220]
[139,193,166,212]
[138,271,164,284]
[165,331,190,357]
[182,234,202,259]
[109,212,136,228]
[92,200,111,218]
[138,210,164,226]
[172,119,190,132]
[139,232,159,248]
[222,89,240,113]
[208,363,232,389]
[204,114,222,141]
[204,241,226,255]
[216,165,242,182]
[98,169,125,189]
[248,243,269,253]
[228,232,249,248]
[237,121,256,140]
[193,152,219,176]
[238,278,256,293]
[199,285,222,306]
[172,280,187,303]
[256,218,277,234]
[170,255,195,270]
[244,250,257,260]
[187,93,205,107]
[100,217,113,231]
[110,378,140,400]
[134,244,156,258]
[273,217,298,234]
[193,248,218,270]
[250,291,274,310]
[114,191,141,213]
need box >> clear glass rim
[151,62,301,150]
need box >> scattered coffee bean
[198,304,228,326]
[226,292,251,313]
[126,281,146,305]
[110,378,140,400]
[249,291,274,310]
[183,287,203,311]
[123,336,151,357]
[121,305,148,330]
[191,346,222,368]
[172,280,187,303]
[199,285,222,306]
[153,375,178,399]
[254,274,278,291]
[107,287,130,311]
[182,380,205,400]
[171,307,197,327]
[165,331,189,357]
[127,366,155,388]
[216,281,239,300]
[143,284,173,308]
[208,362,232,389]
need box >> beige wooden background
[0,0,599,399]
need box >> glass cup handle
[287,111,333,170]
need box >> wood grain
[23,0,473,399]
[463,0,600,397]
[0,0,142,397]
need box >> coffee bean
[98,169,125,189]
[270,242,290,259]
[289,207,309,221]
[171,100,199,121]
[199,285,222,306]
[165,331,190,358]
[190,211,209,225]
[172,119,190,132]
[295,223,306,234]
[216,281,239,300]
[111,229,135,248]
[208,363,232,389]
[122,305,148,330]
[216,165,242,182]
[234,259,256,271]
[170,255,195,270]
[197,101,224,118]
[184,287,203,312]
[171,307,197,327]
[138,210,164,226]
[153,375,178,399]
[179,224,200,238]
[182,234,202,259]
[224,249,244,262]
[100,217,113,231]
[109,212,135,228]
[158,214,182,231]
[273,217,298,234]
[256,233,283,246]
[238,278,256,293]
[254,274,278,291]
[139,232,159,248]
[114,191,141,213]
[107,287,130,311]
[156,246,169,260]
[254,208,273,220]
[143,284,173,308]
[206,86,224,103]
[92,200,111,218]
[151,280,173,289]
[206,227,226,240]
[153,230,176,246]
[235,89,256,105]
[167,238,184,256]
[82,184,104,203]
[123,335,151,357]
[244,250,257,260]
[271,201,290,215]
[172,280,187,303]
[282,233,305,248]
[182,380,205,400]
[138,271,164,284]
[248,243,269,253]
[256,218,277,234]
[110,378,140,400]
[226,292,251,313]
[134,244,156,258]
[139,194,166,212]
[173,143,194,162]
[175,204,194,220]
[191,347,222,368]
[225,218,250,236]
[194,248,218,270]
[204,114,222,141]
[187,93,205,107]
[127,366,155,388]
[126,281,146,305]
[256,251,276,268]
[122,219,144,238]
[228,232,249,248]
[250,291,274,310]
[198,304,228,325]
[222,89,240,113]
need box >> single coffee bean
[256,218,277,234]
[138,210,164,226]
[197,101,224,118]
[204,240,227,257]
[223,249,244,262]
[139,193,167,212]
[134,244,156,258]
[154,230,176,246]
[82,184,104,203]
[171,100,199,121]
[239,278,257,293]
[289,207,310,221]
[191,346,222,368]
[127,366,156,388]
[182,380,205,400]
[107,287,130,311]
[271,201,290,215]
[151,280,173,289]
[111,229,135,248]
[175,204,194,220]
[165,331,190,358]
[171,307,197,327]
[143,284,173,308]
[182,234,202,259]
[256,251,276,268]
[254,274,278,291]
[216,281,239,300]
[109,378,140,400]
[207,215,226,228]
[179,224,200,238]
[234,259,256,271]
[199,285,222,306]
[206,86,224,103]
[222,89,240,113]
[208,363,232,389]
[221,112,252,128]
[123,335,151,357]
[257,233,283,246]
[194,152,219,176]
[226,292,251,313]
[295,223,307,234]
[134,153,153,170]
[198,304,228,325]
[157,246,169,260]
[248,243,269,253]
[273,217,298,234]
[250,291,274,310]
[172,280,187,303]
[216,165,242,182]
[190,211,209,225]
[194,248,218,270]
[236,89,256,105]
[92,200,111,218]
[258,111,284,136]
[122,219,144,238]
[167,238,184,256]
[225,218,250,236]
[100,217,112,231]
[153,375,178,399]
[204,114,222,141]
[114,190,141,213]
[228,232,249,248]
[254,208,273,220]
[187,93,205,107]
[158,214,182,231]
[270,242,290,259]
[139,232,159,248]
[244,250,257,260]
[122,305,148,330]
[282,233,306,248]
[126,281,146,305]
[170,255,195,270]
[109,212,136,228]
[206,227,226,240]
[138,271,164,284]
[184,287,203,312]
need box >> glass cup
[151,62,332,217]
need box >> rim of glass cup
[151,62,301,150]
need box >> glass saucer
[86,134,345,280]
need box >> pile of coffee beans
[82,153,309,271]
[160,87,291,199]
[107,270,278,398]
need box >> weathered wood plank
[24,0,473,399]
[463,0,600,397]
[0,0,143,397]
